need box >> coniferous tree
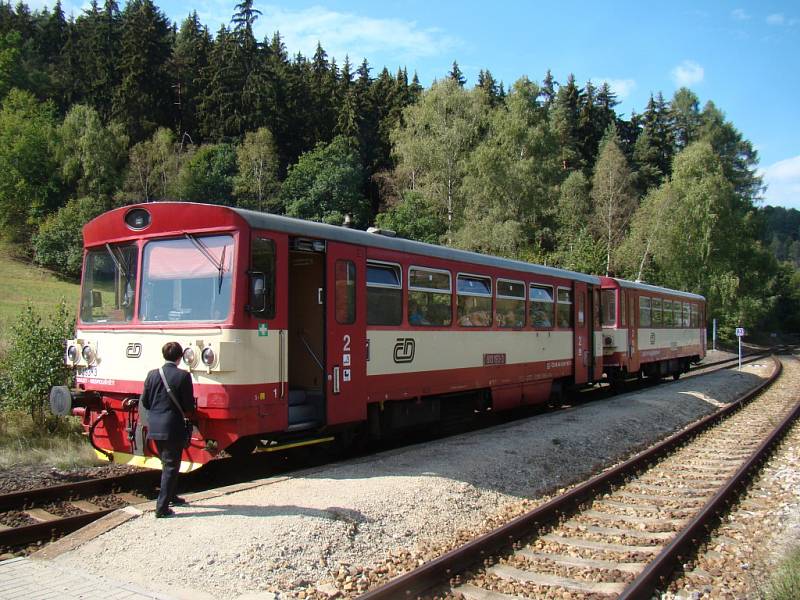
[171,12,211,140]
[476,69,500,107]
[550,73,581,171]
[113,0,173,142]
[669,87,701,151]
[448,60,466,87]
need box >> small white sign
[343,368,351,382]
[342,353,351,366]
[735,327,745,337]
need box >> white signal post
[735,327,745,370]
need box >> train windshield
[139,234,234,322]
[80,244,138,323]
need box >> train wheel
[672,372,681,381]
[226,437,258,458]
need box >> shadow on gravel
[170,504,368,524]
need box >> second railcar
[600,277,706,381]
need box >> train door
[287,239,326,430]
[628,291,640,372]
[591,286,604,381]
[325,242,367,425]
[573,282,590,384]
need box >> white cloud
[761,156,800,209]
[593,77,636,100]
[731,8,751,21]
[766,13,785,26]
[671,60,705,87]
[235,5,460,63]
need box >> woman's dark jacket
[140,362,195,441]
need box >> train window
[651,298,662,327]
[366,262,401,326]
[335,260,356,324]
[408,267,452,327]
[496,279,525,328]
[249,238,275,318]
[140,235,233,322]
[620,292,627,326]
[683,302,691,327]
[601,290,616,326]
[556,287,573,328]
[457,274,492,327]
[81,244,138,323]
[663,300,673,327]
[639,296,651,327]
[690,303,698,328]
[529,284,554,328]
[577,292,585,325]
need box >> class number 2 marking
[342,334,351,352]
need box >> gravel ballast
[51,358,773,599]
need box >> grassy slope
[0,241,80,346]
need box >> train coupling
[49,386,102,416]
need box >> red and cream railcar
[599,277,706,381]
[53,202,606,471]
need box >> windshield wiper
[105,243,133,284]
[184,234,227,293]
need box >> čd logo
[393,338,415,363]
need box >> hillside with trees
[0,0,797,338]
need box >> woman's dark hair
[162,341,183,362]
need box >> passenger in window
[533,309,551,328]
[408,299,428,326]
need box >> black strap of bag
[158,367,187,418]
[158,367,193,447]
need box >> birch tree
[591,124,636,275]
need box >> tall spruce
[113,0,173,142]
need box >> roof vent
[366,227,397,238]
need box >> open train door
[573,281,590,384]
[325,242,367,425]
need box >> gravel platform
[51,357,773,599]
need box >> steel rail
[619,357,797,598]
[0,509,116,547]
[358,355,783,600]
[0,470,159,512]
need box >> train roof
[232,207,601,285]
[606,277,705,301]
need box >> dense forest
[0,0,798,338]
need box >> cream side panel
[366,330,573,377]
[636,328,704,351]
[73,328,283,386]
[601,328,628,350]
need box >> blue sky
[45,0,800,209]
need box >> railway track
[0,349,776,558]
[0,470,158,552]
[359,353,797,599]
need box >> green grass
[0,240,80,351]
[766,545,800,600]
[0,411,100,469]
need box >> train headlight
[67,345,80,364]
[81,345,96,364]
[182,347,197,367]
[201,347,216,367]
[603,335,615,347]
